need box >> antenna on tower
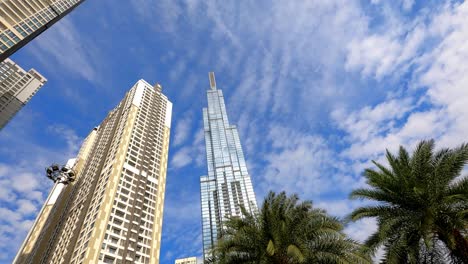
[209,72,216,90]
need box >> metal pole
[12,164,75,263]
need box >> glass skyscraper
[200,72,257,260]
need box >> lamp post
[12,163,76,264]
[46,164,76,184]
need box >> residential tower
[14,80,172,264]
[0,58,46,130]
[0,0,86,62]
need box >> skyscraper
[0,58,46,130]
[0,0,86,62]
[14,79,172,264]
[175,256,197,264]
[200,72,258,260]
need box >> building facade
[0,58,46,130]
[0,0,86,62]
[14,80,172,264]
[175,256,197,264]
[200,73,257,260]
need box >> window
[114,218,123,226]
[115,210,125,218]
[112,227,121,235]
[103,255,115,264]
[108,246,117,254]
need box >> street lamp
[12,163,76,263]
[46,164,75,184]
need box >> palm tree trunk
[452,229,468,264]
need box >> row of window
[0,0,82,52]
[66,110,121,264]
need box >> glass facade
[200,73,257,260]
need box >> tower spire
[200,73,258,261]
[209,72,216,90]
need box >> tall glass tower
[200,72,257,260]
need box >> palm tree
[349,139,468,263]
[208,191,371,264]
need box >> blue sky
[0,0,467,263]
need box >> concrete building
[175,256,197,264]
[14,80,172,264]
[0,58,46,130]
[0,0,86,62]
[200,73,258,260]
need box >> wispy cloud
[337,1,468,164]
[173,113,192,147]
[2,0,467,262]
[258,125,367,200]
[325,3,468,256]
[26,18,101,82]
[0,111,82,262]
[130,0,182,33]
[161,187,203,262]
[170,124,205,170]
[171,147,192,169]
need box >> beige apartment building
[175,257,198,264]
[0,0,86,61]
[0,58,46,129]
[14,80,172,264]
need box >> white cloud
[173,114,192,147]
[16,200,38,216]
[7,1,461,262]
[344,218,377,243]
[11,173,40,193]
[130,0,182,33]
[316,199,370,218]
[0,113,82,262]
[27,18,100,82]
[345,218,385,263]
[331,4,468,257]
[147,1,468,260]
[338,1,468,165]
[170,124,205,170]
[162,198,203,262]
[416,2,468,148]
[169,60,187,82]
[337,107,450,163]
[345,22,426,79]
[171,147,192,169]
[402,0,415,11]
[370,0,415,12]
[332,98,414,142]
[259,126,364,198]
[47,124,82,155]
[261,126,331,196]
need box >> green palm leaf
[348,139,468,263]
[210,191,372,264]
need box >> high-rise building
[175,256,197,264]
[200,72,258,260]
[14,79,172,264]
[0,0,86,62]
[0,58,46,130]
